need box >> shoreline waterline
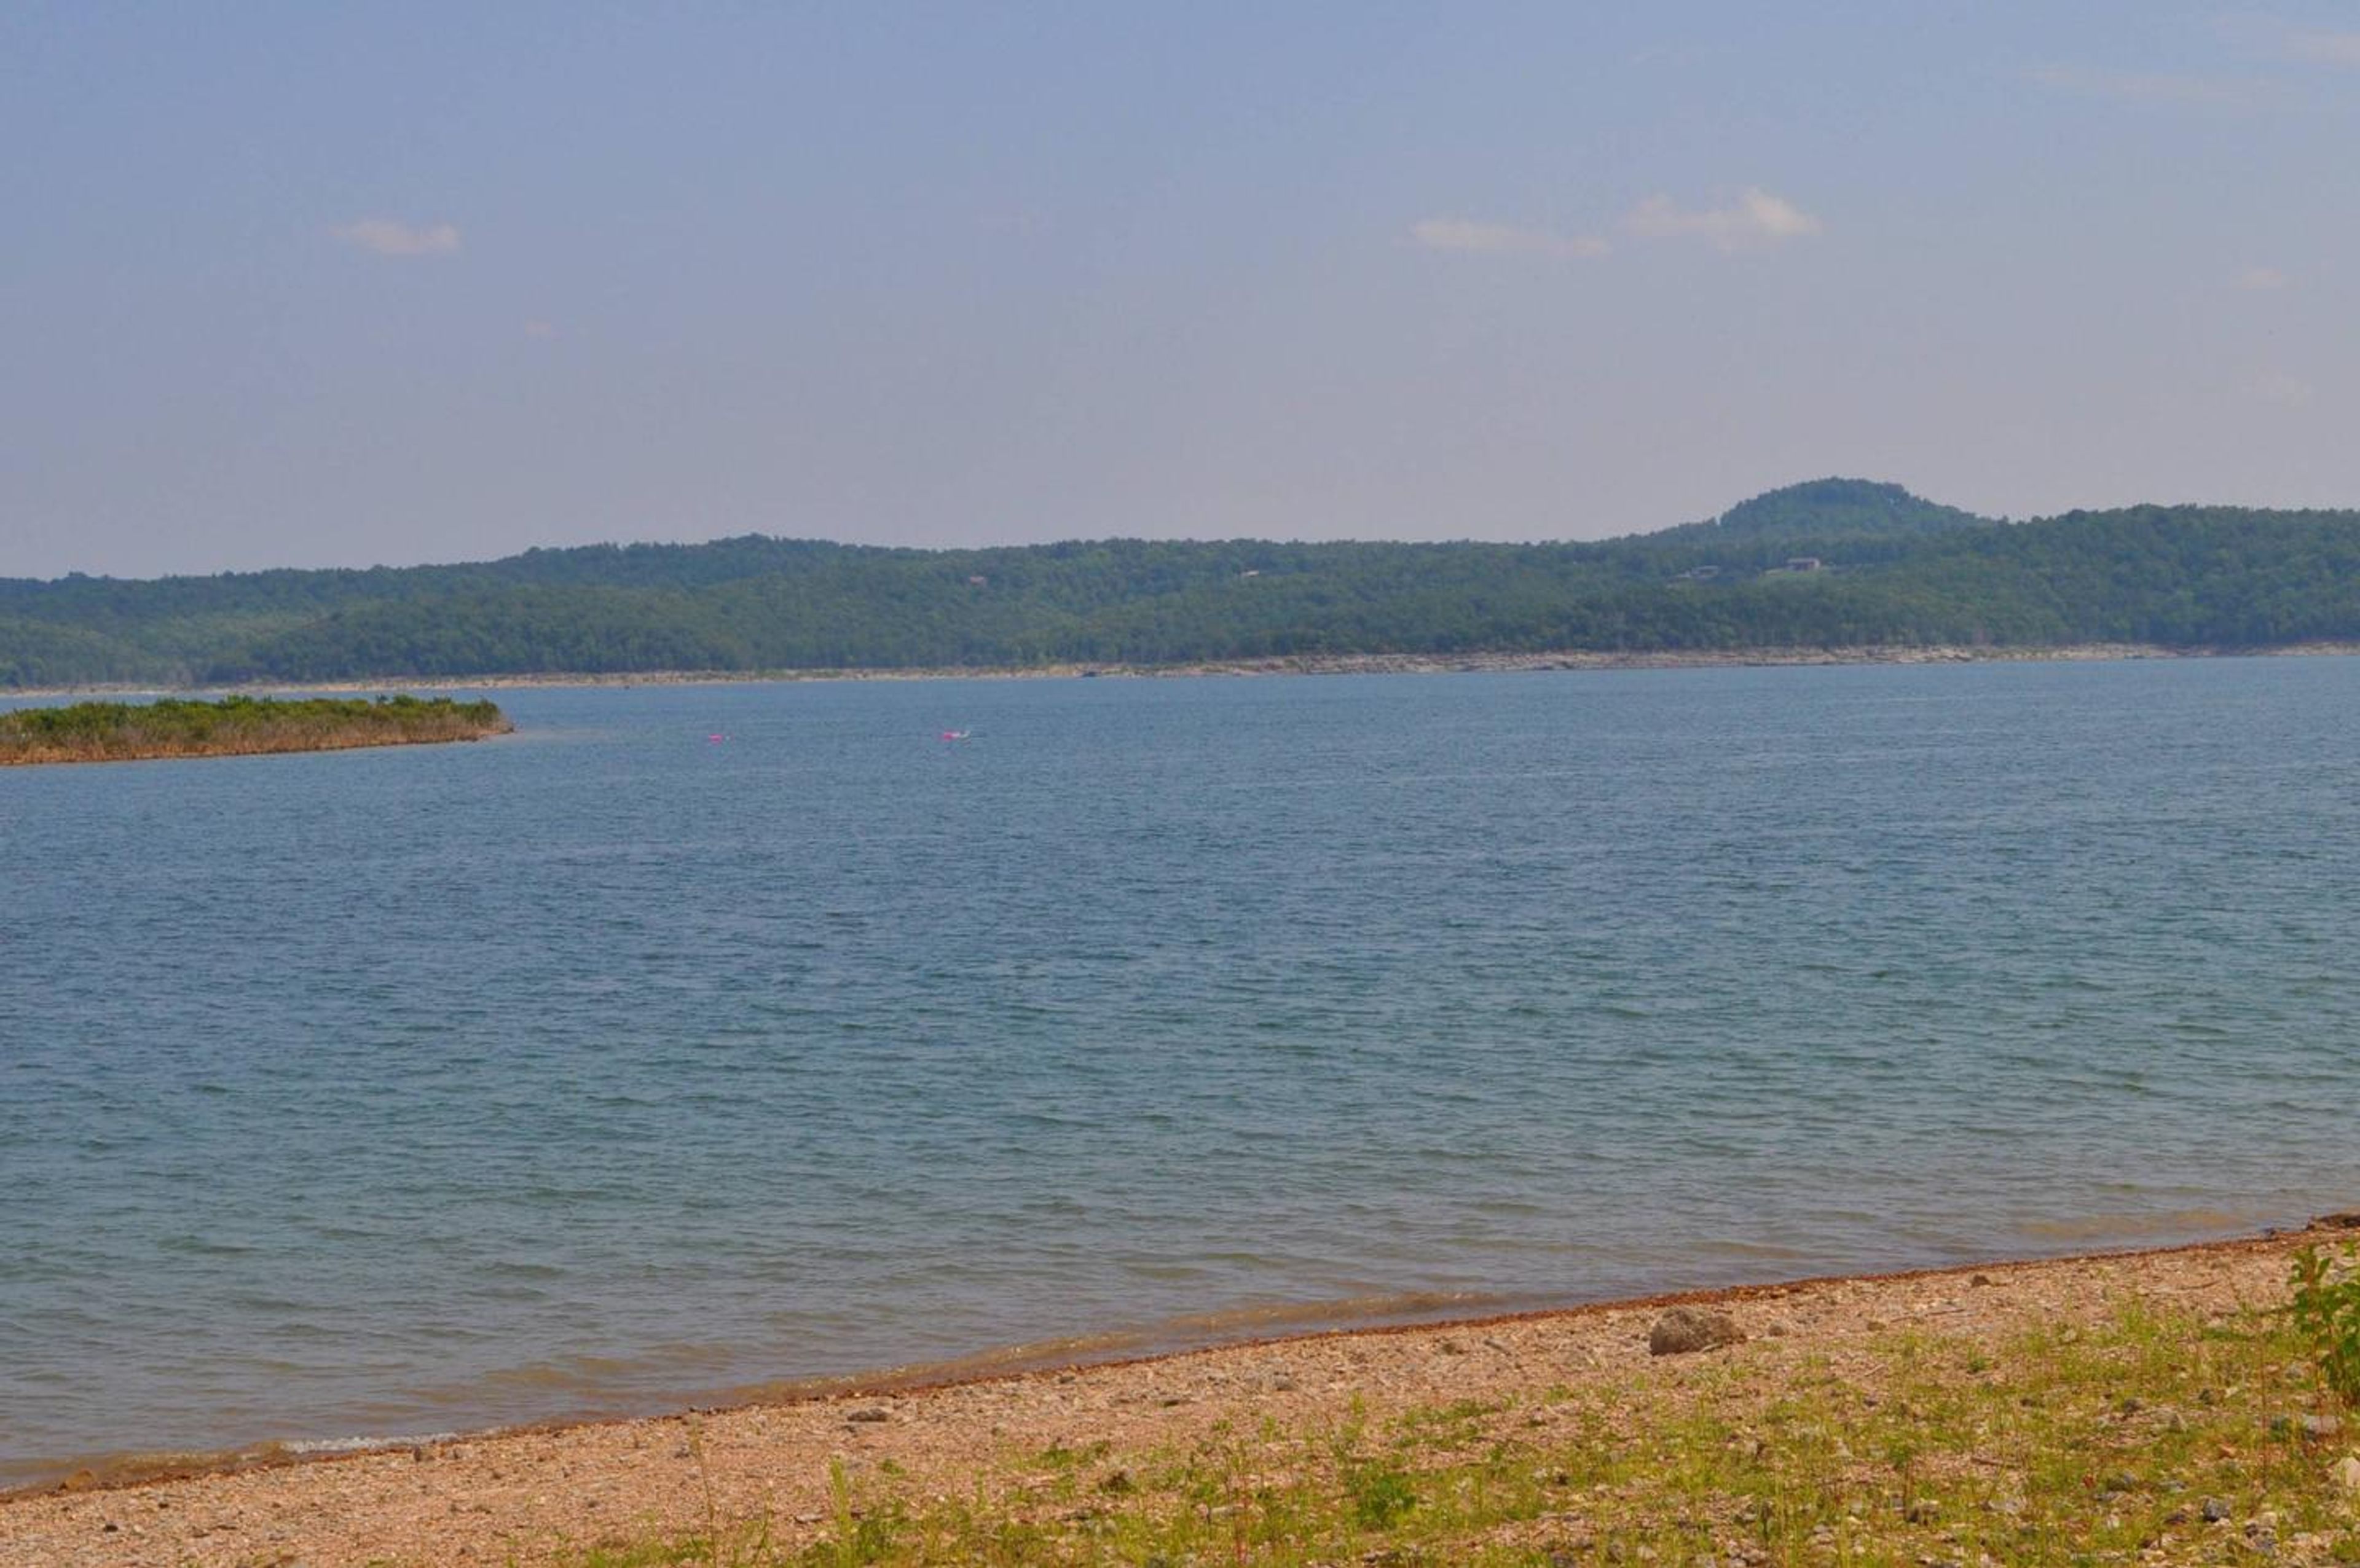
[10,1215,2350,1504]
[9,637,2360,700]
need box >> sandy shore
[10,640,2360,700]
[7,1220,2355,1567]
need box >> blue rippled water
[3,658,2358,1483]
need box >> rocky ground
[6,1223,2358,1566]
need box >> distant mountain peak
[1713,478,1991,539]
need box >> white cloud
[1409,218,1610,261]
[2286,30,2360,67]
[2242,369,2314,408]
[2235,265,2289,291]
[1622,188,1822,251]
[332,218,462,257]
[2026,63,2261,106]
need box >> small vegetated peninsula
[0,694,511,766]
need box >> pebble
[2200,1496,2232,1523]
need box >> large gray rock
[1648,1306,1746,1355]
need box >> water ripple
[4,659,2359,1482]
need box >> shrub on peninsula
[0,693,511,764]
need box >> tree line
[6,480,2359,686]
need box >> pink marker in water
[940,729,972,742]
[708,734,727,743]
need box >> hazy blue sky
[6,3,2359,578]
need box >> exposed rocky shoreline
[7,1221,2356,1566]
[9,640,2360,701]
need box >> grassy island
[0,693,511,765]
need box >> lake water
[4,659,2358,1485]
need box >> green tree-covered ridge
[6,478,2359,686]
[0,694,511,764]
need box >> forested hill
[1673,477,1994,541]
[6,479,2360,686]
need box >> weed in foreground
[2291,1240,2360,1409]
